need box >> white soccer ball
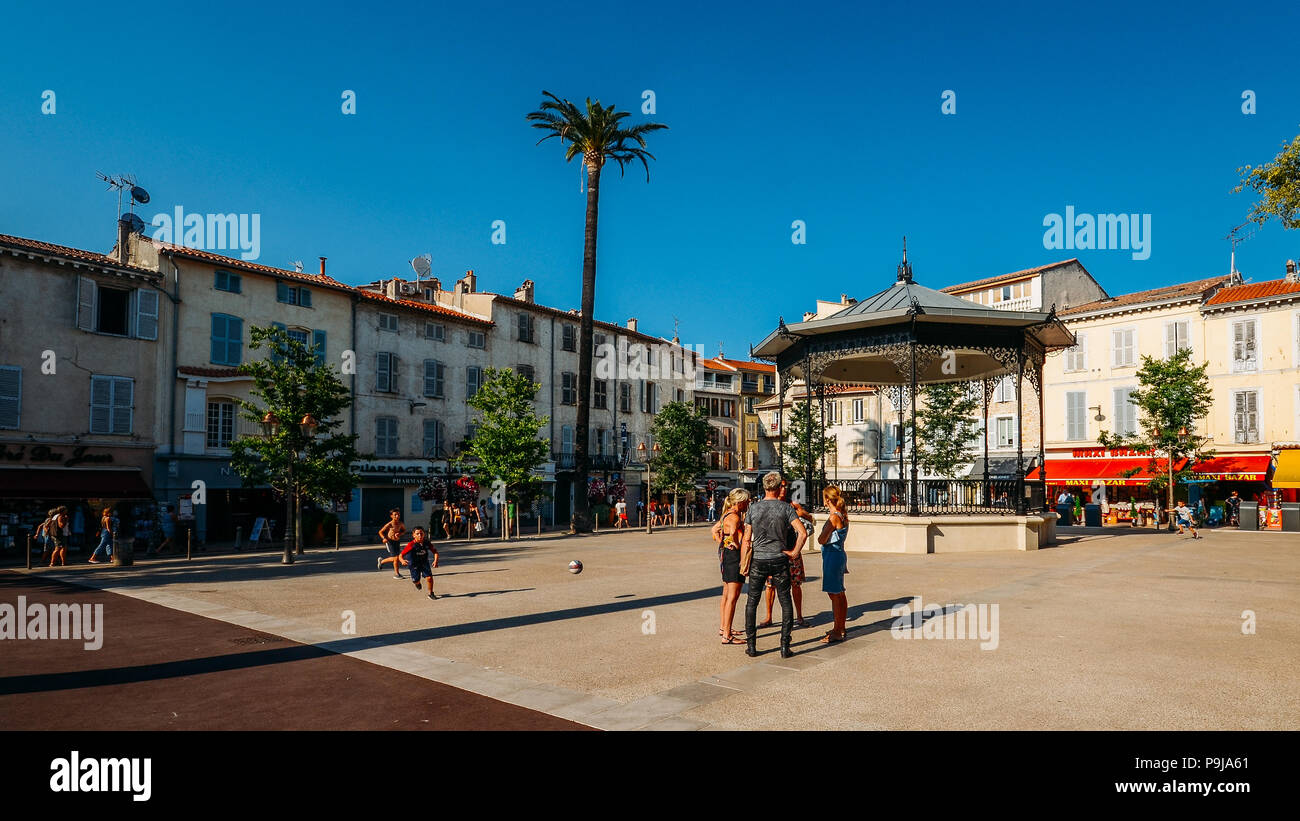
[568,560,583,574]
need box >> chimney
[116,217,131,264]
[514,279,535,303]
[841,293,849,304]
[627,317,638,332]
[429,277,441,294]
[385,278,400,300]
[464,269,476,293]
[319,257,327,276]
[1287,260,1298,283]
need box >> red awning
[1027,457,1186,486]
[1188,455,1270,481]
[0,468,153,499]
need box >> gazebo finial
[897,236,913,283]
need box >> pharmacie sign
[0,444,115,468]
[352,461,438,485]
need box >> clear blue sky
[3,0,1298,357]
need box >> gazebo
[751,246,1077,552]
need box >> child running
[1175,501,1200,539]
[376,508,408,578]
[400,526,440,600]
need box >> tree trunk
[571,158,601,533]
[282,474,294,565]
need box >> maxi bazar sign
[1070,448,1155,458]
[0,444,115,468]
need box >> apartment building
[696,359,741,490]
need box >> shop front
[155,455,282,544]
[352,459,444,536]
[1,443,155,557]
[1029,451,1184,525]
[1184,455,1273,527]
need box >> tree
[783,395,837,482]
[915,382,980,477]
[229,325,359,564]
[1235,132,1300,228]
[528,91,667,532]
[649,401,711,524]
[458,368,550,540]
[1097,348,1215,526]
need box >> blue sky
[3,0,1298,357]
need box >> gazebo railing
[816,478,1023,516]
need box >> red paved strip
[0,571,590,731]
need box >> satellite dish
[411,254,432,277]
[124,213,146,235]
[130,186,150,205]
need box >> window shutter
[0,367,20,429]
[227,317,242,365]
[231,273,242,294]
[377,353,391,392]
[90,376,111,433]
[1165,323,1176,358]
[277,282,290,302]
[211,315,225,364]
[112,378,133,434]
[298,288,311,308]
[76,276,96,331]
[135,289,159,340]
[313,330,326,366]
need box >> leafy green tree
[458,367,550,540]
[1097,348,1215,525]
[783,395,837,481]
[528,91,667,532]
[915,382,980,477]
[649,401,710,524]
[1235,132,1300,228]
[230,325,359,564]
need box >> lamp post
[637,440,661,534]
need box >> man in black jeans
[742,472,808,658]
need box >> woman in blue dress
[817,485,849,643]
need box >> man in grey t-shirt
[742,471,807,657]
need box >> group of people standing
[711,472,850,657]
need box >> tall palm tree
[528,91,667,532]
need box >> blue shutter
[277,282,289,303]
[313,329,326,366]
[211,314,225,364]
[228,317,243,365]
[299,288,312,308]
[271,322,286,364]
[231,273,241,294]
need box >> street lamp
[637,440,661,534]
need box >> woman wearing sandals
[818,485,850,643]
[711,488,752,645]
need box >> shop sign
[1070,448,1154,459]
[0,444,116,468]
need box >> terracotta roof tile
[941,260,1079,294]
[0,232,158,275]
[1059,275,1229,316]
[487,293,670,346]
[1204,278,1300,306]
[716,358,776,373]
[357,290,493,326]
[152,240,353,291]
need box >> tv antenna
[291,260,304,273]
[1226,221,1258,275]
[97,172,150,221]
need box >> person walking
[614,498,628,529]
[711,488,751,645]
[36,509,55,565]
[741,472,808,658]
[89,506,116,564]
[152,505,177,555]
[400,526,440,600]
[376,508,408,578]
[48,507,69,567]
[1226,491,1241,527]
[707,496,717,523]
[818,486,850,642]
[482,497,495,535]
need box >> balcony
[554,452,576,470]
[991,296,1036,312]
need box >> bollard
[26,534,32,570]
[187,528,192,561]
[335,522,340,551]
[594,515,599,533]
[235,526,242,552]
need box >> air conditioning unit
[399,282,417,296]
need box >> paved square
[19,524,1300,730]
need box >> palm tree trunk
[572,160,601,532]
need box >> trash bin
[1282,503,1300,533]
[1084,503,1102,527]
[1055,503,1073,526]
[1238,502,1259,531]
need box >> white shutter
[0,367,20,429]
[135,288,159,340]
[90,376,112,433]
[76,276,96,331]
[377,353,391,392]
[111,378,133,434]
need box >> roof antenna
[896,236,913,283]
[1225,221,1255,281]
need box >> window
[287,328,309,348]
[643,381,657,413]
[425,322,445,341]
[376,353,398,393]
[312,330,327,366]
[561,372,577,405]
[95,286,131,336]
[745,396,756,413]
[0,366,21,429]
[995,416,1015,448]
[210,314,243,366]
[1113,387,1138,436]
[378,313,399,333]
[276,282,312,307]
[722,399,734,418]
[376,417,398,457]
[828,401,840,425]
[1112,328,1136,367]
[206,401,235,448]
[994,376,1014,403]
[90,375,133,435]
[423,419,443,457]
[518,313,535,343]
[467,330,485,349]
[747,421,757,439]
[466,422,479,442]
[722,428,733,448]
[620,383,632,413]
[561,425,574,454]
[1164,320,1191,357]
[1065,333,1087,372]
[852,398,864,422]
[1065,391,1087,441]
[1233,390,1258,444]
[594,380,608,409]
[1000,285,1012,302]
[594,333,608,355]
[850,440,865,466]
[467,366,483,399]
[516,364,535,384]
[562,324,576,351]
[423,360,445,398]
[214,270,242,293]
[748,450,757,470]
[79,277,158,339]
[1231,319,1258,373]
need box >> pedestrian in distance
[377,508,408,578]
[400,526,439,600]
[614,498,628,529]
[89,506,116,564]
[36,509,54,565]
[707,496,717,523]
[153,505,177,555]
[1175,500,1200,539]
[48,506,69,567]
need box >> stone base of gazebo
[843,512,1058,553]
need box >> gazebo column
[817,383,827,499]
[909,341,920,516]
[1036,360,1046,511]
[982,377,991,507]
[803,347,814,500]
[1015,350,1027,516]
